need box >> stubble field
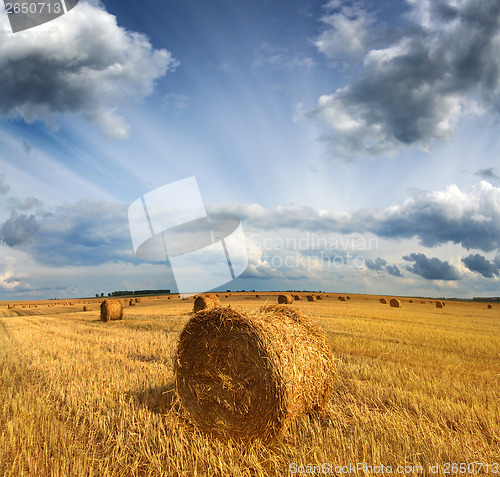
[0,293,498,476]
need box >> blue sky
[0,0,499,299]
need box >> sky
[0,0,499,299]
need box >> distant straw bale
[338,296,346,302]
[278,294,293,304]
[255,295,261,298]
[436,301,443,308]
[135,298,140,303]
[175,304,335,442]
[83,306,89,312]
[193,294,221,312]
[409,299,413,303]
[293,295,302,300]
[487,304,492,309]
[100,300,124,322]
[316,295,322,300]
[129,299,135,306]
[380,298,387,304]
[346,296,350,300]
[390,298,401,308]
[306,295,316,302]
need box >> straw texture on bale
[380,298,387,304]
[277,294,293,304]
[100,300,124,322]
[436,301,443,308]
[193,294,221,312]
[390,298,401,308]
[306,295,316,302]
[175,304,334,442]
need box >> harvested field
[0,292,498,476]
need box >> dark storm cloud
[386,265,402,278]
[310,0,500,158]
[0,212,39,246]
[0,200,134,266]
[33,201,133,266]
[403,253,460,281]
[215,182,500,253]
[365,257,387,271]
[366,182,500,251]
[475,168,500,181]
[0,2,177,138]
[462,254,499,278]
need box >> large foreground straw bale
[193,294,221,312]
[175,305,335,441]
[100,300,124,322]
[277,294,293,304]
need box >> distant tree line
[95,289,171,298]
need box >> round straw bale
[100,300,124,322]
[487,304,492,309]
[129,299,135,306]
[435,301,443,308]
[338,296,346,301]
[409,299,413,303]
[380,298,387,304]
[306,295,316,302]
[193,294,221,312]
[390,298,401,308]
[316,295,322,300]
[175,304,334,441]
[346,296,350,300]
[135,298,140,303]
[293,295,302,300]
[255,294,261,298]
[277,294,293,304]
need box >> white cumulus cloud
[0,1,178,138]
